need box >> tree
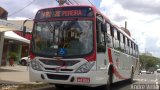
[139,55,160,70]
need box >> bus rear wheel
[129,67,134,83]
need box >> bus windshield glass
[32,20,93,57]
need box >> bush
[9,52,17,61]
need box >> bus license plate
[77,77,90,83]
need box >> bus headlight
[75,62,95,73]
[30,60,43,71]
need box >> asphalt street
[33,72,160,90]
[1,66,160,90]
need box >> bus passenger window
[127,39,130,54]
[120,33,124,52]
[129,40,132,55]
[107,23,110,35]
[105,23,112,47]
[114,29,120,49]
[124,37,129,54]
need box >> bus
[28,5,139,89]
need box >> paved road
[1,66,159,90]
[0,65,30,83]
[32,73,160,90]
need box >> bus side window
[129,40,132,55]
[117,31,120,47]
[114,28,120,49]
[131,42,133,56]
[106,23,113,48]
[125,37,129,54]
[110,26,114,48]
[120,33,124,52]
[107,23,110,35]
[136,45,139,57]
[135,45,139,57]
[113,28,116,48]
[135,44,137,57]
[133,43,135,56]
[123,35,125,52]
[127,38,130,54]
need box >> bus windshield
[32,20,93,57]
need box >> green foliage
[9,52,18,61]
[140,55,160,70]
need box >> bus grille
[45,68,73,71]
[39,59,80,66]
[46,74,69,80]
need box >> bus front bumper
[29,68,108,87]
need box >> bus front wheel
[102,67,113,90]
[107,69,113,90]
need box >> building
[1,20,33,66]
[0,7,8,20]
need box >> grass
[17,83,49,90]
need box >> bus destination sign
[36,7,93,19]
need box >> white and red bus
[28,5,139,89]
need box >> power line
[57,0,73,5]
[64,0,70,5]
[67,0,74,5]
[8,0,36,17]
[72,0,79,5]
[88,0,94,6]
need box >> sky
[0,0,160,57]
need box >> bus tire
[107,68,113,90]
[102,66,113,90]
[129,67,134,83]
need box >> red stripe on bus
[113,67,128,79]
[108,48,113,64]
[108,48,128,80]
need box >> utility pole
[125,21,127,30]
[57,0,66,6]
[0,32,4,67]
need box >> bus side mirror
[23,26,26,36]
[101,23,107,32]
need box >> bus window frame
[96,14,106,52]
[31,18,95,58]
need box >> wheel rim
[22,61,26,66]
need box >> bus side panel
[96,48,109,84]
[109,48,132,83]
